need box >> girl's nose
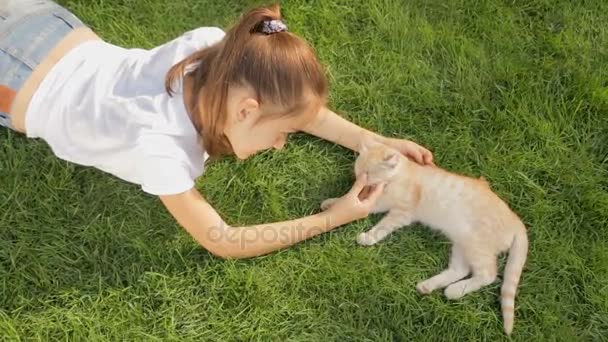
[273,135,287,150]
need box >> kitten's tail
[501,229,528,335]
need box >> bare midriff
[9,27,102,134]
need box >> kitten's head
[355,136,403,185]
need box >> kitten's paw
[356,233,377,246]
[444,283,466,300]
[416,281,433,295]
[320,198,337,211]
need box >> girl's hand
[384,138,434,166]
[321,174,386,224]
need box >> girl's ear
[383,152,400,168]
[237,109,248,122]
[237,98,260,122]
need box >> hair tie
[261,20,288,34]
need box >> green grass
[1,0,607,339]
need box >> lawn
[1,0,607,340]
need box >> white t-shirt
[26,27,226,195]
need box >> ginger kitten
[321,138,528,335]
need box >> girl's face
[224,86,321,159]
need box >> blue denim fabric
[0,0,84,129]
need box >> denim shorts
[0,0,84,130]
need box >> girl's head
[166,4,328,159]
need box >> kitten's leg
[320,198,338,211]
[357,210,412,246]
[416,245,470,294]
[444,254,497,300]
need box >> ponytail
[166,4,327,157]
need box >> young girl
[0,1,433,259]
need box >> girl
[0,1,434,259]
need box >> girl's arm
[304,107,434,165]
[159,175,384,259]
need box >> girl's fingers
[422,149,434,165]
[349,173,368,196]
[410,148,423,164]
[361,182,385,205]
[357,185,372,200]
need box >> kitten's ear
[383,152,400,168]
